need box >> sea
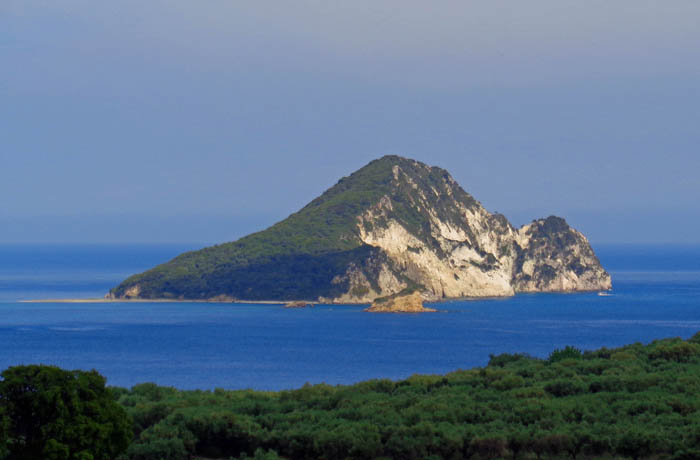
[1,244,699,391]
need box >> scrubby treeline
[116,333,700,460]
[0,365,131,460]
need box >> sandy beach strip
[19,298,288,304]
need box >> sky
[2,1,699,244]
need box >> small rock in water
[365,291,436,313]
[284,301,312,308]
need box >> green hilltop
[111,155,479,300]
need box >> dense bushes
[4,335,700,459]
[112,333,700,459]
[0,365,132,460]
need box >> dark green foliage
[0,365,132,460]
[487,352,534,368]
[237,448,285,460]
[110,334,700,459]
[536,264,558,283]
[532,217,579,252]
[544,379,587,397]
[539,216,570,235]
[125,438,187,460]
[548,345,583,363]
[111,156,483,300]
[647,338,700,362]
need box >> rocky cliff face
[317,159,610,303]
[111,155,611,302]
[512,217,612,292]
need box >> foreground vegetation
[0,365,131,460]
[118,334,700,459]
[4,334,700,459]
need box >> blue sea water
[1,244,699,390]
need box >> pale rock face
[512,219,612,293]
[124,285,141,298]
[356,216,514,300]
[521,260,536,277]
[326,168,611,303]
[329,261,406,304]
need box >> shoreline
[19,298,291,305]
[18,288,610,305]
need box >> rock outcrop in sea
[365,291,436,313]
[111,155,611,303]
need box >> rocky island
[110,155,611,303]
[365,291,436,313]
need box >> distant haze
[2,1,699,244]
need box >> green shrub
[40,332,700,459]
[544,379,587,397]
[0,365,132,460]
[548,345,583,363]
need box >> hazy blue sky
[2,1,699,244]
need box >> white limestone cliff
[325,164,611,303]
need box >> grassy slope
[111,157,399,299]
[112,156,484,300]
[118,333,700,460]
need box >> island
[109,155,611,304]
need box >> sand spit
[19,298,288,304]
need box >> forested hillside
[115,334,700,459]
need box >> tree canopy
[0,365,132,460]
[116,333,700,459]
[5,334,700,459]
